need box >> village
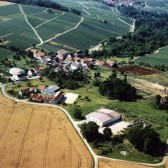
[6,47,132,137]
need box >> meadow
[135,46,168,66]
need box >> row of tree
[5,0,81,15]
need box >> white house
[85,109,121,127]
[9,67,26,81]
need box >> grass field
[135,46,168,66]
[0,93,93,168]
[0,1,131,51]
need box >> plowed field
[0,94,93,168]
[116,65,159,75]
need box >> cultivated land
[98,159,152,168]
[0,0,132,51]
[135,46,168,66]
[0,93,93,168]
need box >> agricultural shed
[64,93,78,104]
[85,109,121,127]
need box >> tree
[103,128,112,140]
[80,122,99,142]
[73,106,83,119]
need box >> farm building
[43,85,60,95]
[30,91,64,104]
[85,109,121,127]
[9,67,26,81]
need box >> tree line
[99,72,137,101]
[5,0,81,15]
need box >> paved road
[0,84,167,168]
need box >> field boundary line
[37,16,84,46]
[19,4,43,45]
[15,107,34,168]
[34,12,65,29]
[0,33,13,39]
[82,9,91,15]
[43,118,52,168]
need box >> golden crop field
[0,94,93,168]
[98,159,152,168]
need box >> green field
[0,1,131,51]
[143,0,168,13]
[135,46,168,66]
[0,47,13,59]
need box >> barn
[85,109,121,127]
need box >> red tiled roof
[74,56,81,61]
[31,49,37,54]
[36,51,45,57]
[38,85,46,91]
[57,49,67,56]
[96,60,105,66]
[106,60,114,65]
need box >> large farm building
[86,109,121,127]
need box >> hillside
[0,0,132,51]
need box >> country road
[0,83,167,168]
[19,4,43,45]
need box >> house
[28,68,37,77]
[19,88,33,98]
[57,49,68,58]
[69,62,83,71]
[43,85,60,95]
[30,91,64,104]
[106,60,118,67]
[38,85,47,92]
[85,109,121,127]
[31,49,46,61]
[95,60,105,66]
[74,56,81,62]
[9,67,26,81]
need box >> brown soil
[98,159,152,168]
[116,65,159,75]
[130,78,167,97]
[0,1,13,6]
[0,94,93,168]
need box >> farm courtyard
[0,93,93,168]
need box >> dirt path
[119,18,135,33]
[34,11,65,29]
[37,16,84,46]
[19,4,43,45]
